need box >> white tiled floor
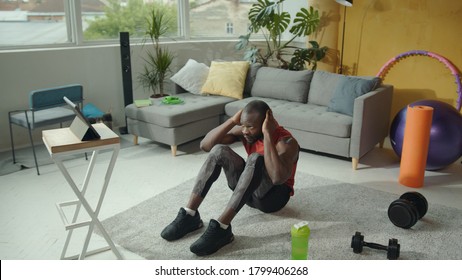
[0,135,461,260]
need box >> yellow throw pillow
[201,61,250,99]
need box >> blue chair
[8,84,84,175]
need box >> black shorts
[245,184,292,213]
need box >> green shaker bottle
[291,221,310,260]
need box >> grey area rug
[100,172,462,260]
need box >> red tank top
[242,126,297,195]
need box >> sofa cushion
[170,59,210,95]
[201,61,249,99]
[125,93,235,128]
[327,76,381,116]
[251,67,313,103]
[225,97,352,138]
[308,70,343,106]
[243,63,263,98]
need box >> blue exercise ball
[390,99,462,171]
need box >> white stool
[43,123,123,260]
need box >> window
[226,22,233,34]
[0,0,69,47]
[0,0,257,49]
[189,0,253,38]
[82,0,178,42]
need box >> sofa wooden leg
[379,139,385,148]
[134,135,138,145]
[352,158,359,170]
[171,145,177,157]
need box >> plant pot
[150,93,169,98]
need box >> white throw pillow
[170,59,210,95]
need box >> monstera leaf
[268,12,291,38]
[248,0,283,32]
[289,41,328,71]
[235,33,251,51]
[290,7,320,37]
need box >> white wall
[0,40,242,152]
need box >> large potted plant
[236,0,327,70]
[138,8,175,98]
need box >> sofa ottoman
[125,93,235,156]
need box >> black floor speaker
[119,31,133,134]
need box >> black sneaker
[161,208,203,241]
[190,219,234,256]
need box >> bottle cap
[291,221,310,237]
[294,221,309,230]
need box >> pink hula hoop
[376,50,462,111]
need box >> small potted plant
[138,8,175,98]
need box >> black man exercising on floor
[160,100,299,256]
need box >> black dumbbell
[388,192,428,229]
[351,232,400,260]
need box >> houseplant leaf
[235,33,251,51]
[249,0,282,32]
[268,12,291,38]
[290,7,320,37]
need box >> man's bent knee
[210,144,233,156]
[246,153,263,167]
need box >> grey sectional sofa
[124,66,393,169]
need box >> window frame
[0,0,187,50]
[0,0,269,51]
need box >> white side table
[42,123,123,260]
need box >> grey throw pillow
[251,67,313,103]
[327,76,381,116]
[308,70,343,106]
[243,63,263,98]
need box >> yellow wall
[309,0,462,118]
[307,0,339,73]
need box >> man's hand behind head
[262,109,278,136]
[231,109,243,125]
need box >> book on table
[134,99,152,107]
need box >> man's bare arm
[264,136,299,185]
[200,110,243,152]
[262,110,299,185]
